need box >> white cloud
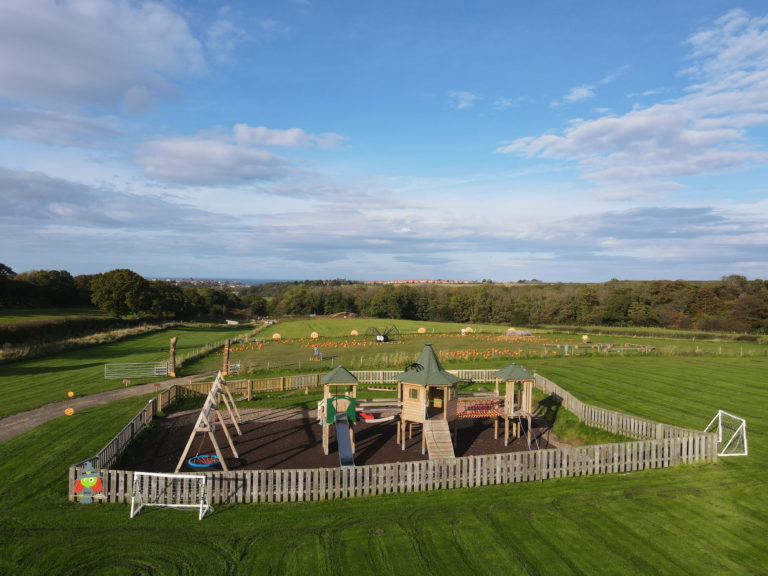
[0,107,119,145]
[0,0,204,110]
[564,85,595,103]
[498,9,768,199]
[449,90,480,110]
[206,18,248,63]
[136,124,347,186]
[137,136,288,186]
[494,96,526,110]
[0,166,221,228]
[233,125,344,149]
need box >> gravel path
[0,377,197,444]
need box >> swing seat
[188,454,221,468]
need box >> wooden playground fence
[70,370,718,505]
[70,435,716,504]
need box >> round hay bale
[417,327,426,334]
[272,333,281,340]
[464,326,474,334]
[310,331,319,339]
[350,329,359,336]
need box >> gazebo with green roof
[495,363,535,446]
[395,343,460,456]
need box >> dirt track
[0,378,192,444]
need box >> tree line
[2,264,767,333]
[258,276,768,333]
[0,265,266,320]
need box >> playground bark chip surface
[124,409,553,472]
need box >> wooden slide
[423,418,454,460]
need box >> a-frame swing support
[175,372,241,472]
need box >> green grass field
[0,320,766,574]
[0,307,108,323]
[0,324,249,419]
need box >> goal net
[130,471,212,520]
[705,410,748,457]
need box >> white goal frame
[705,410,748,457]
[130,471,212,520]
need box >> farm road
[0,377,200,444]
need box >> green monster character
[73,461,102,503]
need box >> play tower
[396,343,460,458]
[320,365,358,467]
[495,363,535,446]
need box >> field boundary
[69,370,717,505]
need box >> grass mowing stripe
[0,324,246,418]
[2,353,768,575]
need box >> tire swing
[175,372,241,473]
[187,415,221,469]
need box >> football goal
[130,471,212,520]
[705,410,748,457]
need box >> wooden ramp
[424,418,454,459]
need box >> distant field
[258,317,511,338]
[0,307,107,324]
[180,318,768,377]
[0,350,765,574]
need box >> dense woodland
[2,264,768,333]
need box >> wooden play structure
[175,371,243,472]
[495,363,535,446]
[396,343,460,459]
[318,365,358,467]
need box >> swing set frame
[175,371,243,472]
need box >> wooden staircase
[423,418,454,459]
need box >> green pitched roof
[495,363,534,381]
[321,365,359,386]
[395,344,461,387]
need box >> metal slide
[335,413,355,467]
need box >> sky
[2,1,768,282]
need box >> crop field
[0,319,766,574]
[183,317,768,378]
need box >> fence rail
[70,369,717,505]
[73,399,156,470]
[71,434,715,504]
[104,362,169,380]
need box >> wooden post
[222,339,230,376]
[247,380,252,402]
[169,337,177,377]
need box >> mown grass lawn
[0,307,108,323]
[0,324,248,418]
[1,349,766,574]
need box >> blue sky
[2,1,768,282]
